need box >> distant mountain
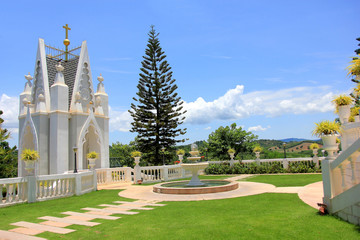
[279,138,309,142]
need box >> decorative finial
[62,24,71,61]
[89,101,93,105]
[97,73,104,83]
[25,72,33,81]
[63,24,71,46]
[56,62,64,72]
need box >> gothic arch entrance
[77,111,104,170]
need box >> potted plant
[228,148,235,158]
[176,149,185,164]
[86,151,99,170]
[253,145,262,160]
[349,106,360,122]
[309,143,319,155]
[346,55,360,80]
[313,120,340,155]
[21,148,39,173]
[131,151,142,165]
[332,95,353,123]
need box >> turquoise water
[161,180,231,188]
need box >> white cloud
[0,94,19,128]
[248,125,270,132]
[204,126,211,130]
[183,85,335,124]
[109,106,132,132]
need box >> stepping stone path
[0,200,165,239]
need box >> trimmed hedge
[205,161,321,175]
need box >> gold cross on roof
[63,24,71,39]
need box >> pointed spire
[53,61,65,85]
[96,74,106,93]
[95,96,104,115]
[24,73,33,93]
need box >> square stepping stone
[62,211,120,220]
[86,211,113,216]
[9,227,44,236]
[39,216,100,227]
[81,207,138,215]
[11,221,75,234]
[40,220,71,228]
[65,215,94,221]
[0,230,46,240]
[99,204,153,210]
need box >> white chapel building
[18,26,109,176]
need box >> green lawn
[0,174,358,239]
[241,174,323,187]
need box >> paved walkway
[114,175,323,209]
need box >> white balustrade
[37,173,76,201]
[0,177,27,207]
[96,167,132,185]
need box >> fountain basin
[153,180,239,194]
[181,162,209,186]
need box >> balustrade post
[75,174,82,195]
[312,149,319,168]
[92,170,97,191]
[282,159,288,169]
[134,157,142,184]
[27,176,36,203]
[321,159,333,210]
[106,169,112,184]
[125,167,132,182]
[163,166,169,181]
[255,152,261,165]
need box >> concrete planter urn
[229,153,235,160]
[338,105,351,124]
[255,151,260,159]
[86,151,99,170]
[178,155,184,164]
[88,158,96,170]
[321,135,338,158]
[312,149,318,155]
[24,160,35,174]
[134,157,140,165]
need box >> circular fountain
[181,144,208,186]
[153,143,239,194]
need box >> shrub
[205,161,320,175]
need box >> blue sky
[1,0,359,147]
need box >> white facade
[18,38,109,176]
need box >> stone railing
[322,137,360,212]
[0,177,28,207]
[0,171,97,208]
[96,167,132,185]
